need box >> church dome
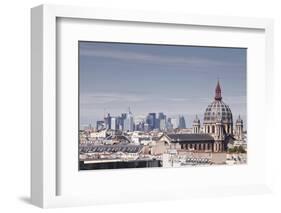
[203,81,233,125]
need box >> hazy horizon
[79,41,247,129]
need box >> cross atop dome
[215,80,222,101]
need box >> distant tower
[192,115,200,133]
[147,113,156,130]
[104,113,111,129]
[178,115,186,129]
[235,115,243,141]
[124,107,134,132]
[110,117,117,130]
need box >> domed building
[196,81,234,151]
[160,81,244,153]
[203,81,233,135]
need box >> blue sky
[79,41,246,128]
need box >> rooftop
[80,144,143,153]
[166,133,215,143]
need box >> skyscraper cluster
[95,108,186,132]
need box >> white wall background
[0,0,280,212]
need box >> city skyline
[92,109,187,132]
[79,42,247,128]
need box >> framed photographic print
[31,4,274,208]
[78,41,247,170]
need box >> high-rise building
[119,113,127,130]
[159,118,166,130]
[146,113,156,130]
[135,121,145,131]
[178,115,186,129]
[143,123,150,132]
[166,118,173,130]
[124,108,134,132]
[155,118,160,129]
[158,112,166,130]
[158,112,166,120]
[115,116,123,130]
[96,120,105,130]
[110,117,117,130]
[171,118,178,129]
[104,113,111,129]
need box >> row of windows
[180,142,224,151]
[206,106,231,112]
[205,125,232,133]
[181,143,212,150]
[205,111,232,116]
[204,116,233,122]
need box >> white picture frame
[31,4,274,208]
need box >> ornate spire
[193,115,200,123]
[215,80,222,101]
[236,115,243,123]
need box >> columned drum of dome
[203,81,233,137]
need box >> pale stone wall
[150,141,169,155]
[211,153,227,164]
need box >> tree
[228,145,246,153]
[237,145,246,153]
